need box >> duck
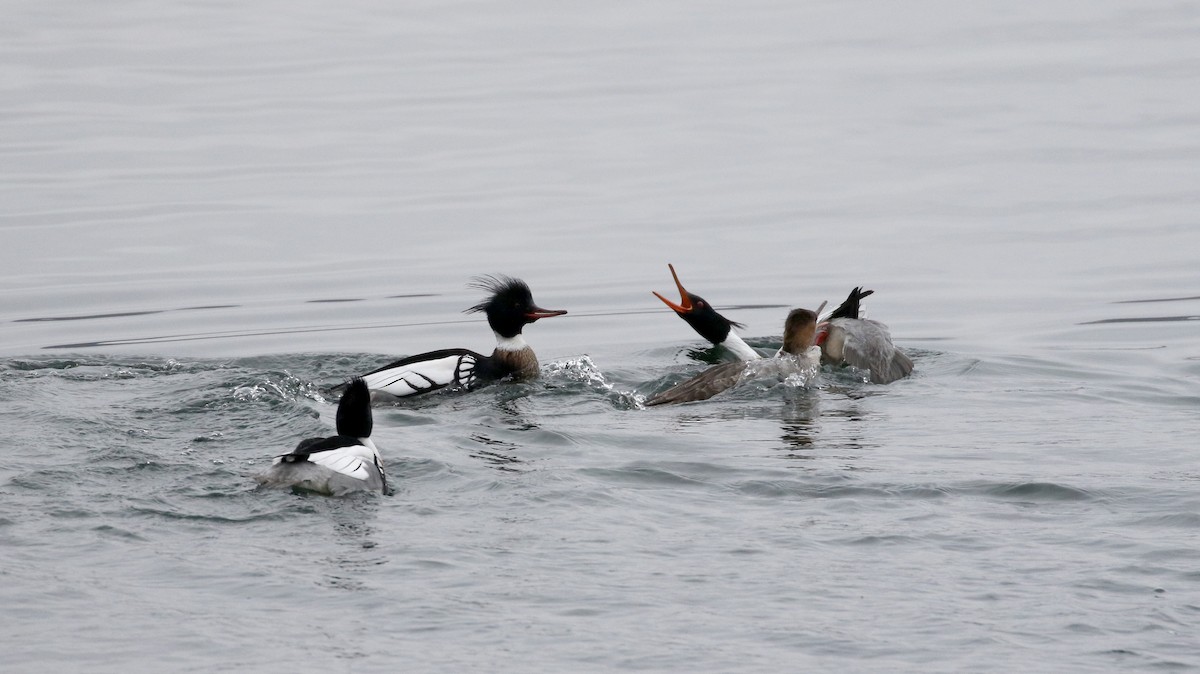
[354,275,567,400]
[256,378,386,495]
[646,305,823,406]
[652,265,912,384]
[652,263,762,361]
[816,287,913,384]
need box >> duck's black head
[652,263,745,345]
[335,377,373,439]
[465,275,567,339]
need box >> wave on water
[960,481,1099,503]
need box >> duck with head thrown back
[646,304,824,406]
[652,263,763,362]
[652,265,912,384]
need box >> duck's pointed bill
[817,300,834,323]
[525,307,567,321]
[653,263,694,314]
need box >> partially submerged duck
[652,265,912,384]
[646,305,823,406]
[817,287,913,384]
[257,378,386,495]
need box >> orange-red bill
[652,263,693,314]
[525,307,567,321]
[814,320,830,346]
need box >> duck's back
[257,437,385,496]
[830,318,912,385]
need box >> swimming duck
[256,378,386,495]
[652,263,762,361]
[646,305,823,406]
[354,276,566,400]
[816,287,913,384]
[653,265,912,384]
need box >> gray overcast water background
[3,1,1199,671]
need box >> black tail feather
[827,287,874,321]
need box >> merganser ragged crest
[647,306,822,406]
[355,276,567,399]
[816,286,913,385]
[256,378,387,495]
[653,263,762,361]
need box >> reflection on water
[778,398,819,454]
[467,432,525,472]
[778,429,815,454]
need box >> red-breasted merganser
[816,287,913,385]
[654,268,913,384]
[256,378,386,495]
[652,263,762,361]
[646,305,823,406]
[355,276,567,400]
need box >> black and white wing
[276,436,375,478]
[263,436,387,494]
[359,348,487,398]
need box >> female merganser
[355,276,567,399]
[256,378,386,495]
[652,263,762,361]
[654,269,913,385]
[646,306,822,406]
[815,287,913,385]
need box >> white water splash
[544,355,647,408]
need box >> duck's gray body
[819,317,913,385]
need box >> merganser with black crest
[652,263,762,361]
[646,304,824,406]
[353,275,566,400]
[256,378,386,495]
[815,286,913,385]
[654,267,913,385]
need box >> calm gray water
[3,1,1199,671]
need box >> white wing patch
[455,355,480,389]
[291,442,377,481]
[362,353,479,397]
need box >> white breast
[723,331,763,361]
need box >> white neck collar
[495,333,529,352]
